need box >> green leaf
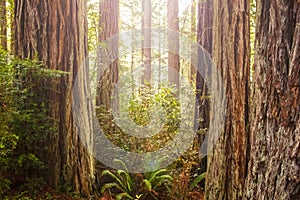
[101,170,126,191]
[142,179,152,191]
[114,159,129,171]
[116,192,134,200]
[156,174,173,181]
[189,172,206,192]
[101,183,124,194]
[149,169,168,182]
[117,169,132,192]
[152,175,173,190]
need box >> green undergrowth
[0,49,63,198]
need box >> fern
[114,159,129,171]
[142,179,152,191]
[142,168,173,197]
[117,169,133,192]
[100,160,174,199]
[188,172,206,192]
[102,170,127,192]
[101,183,124,194]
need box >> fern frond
[117,169,133,192]
[114,159,129,171]
[149,169,168,182]
[142,179,152,191]
[116,192,134,200]
[101,170,126,190]
[101,182,124,194]
[188,172,206,192]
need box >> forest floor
[5,186,85,200]
[5,185,205,200]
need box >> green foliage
[0,178,11,196]
[87,0,100,51]
[142,168,173,198]
[0,48,60,197]
[188,172,206,192]
[101,166,136,199]
[97,84,181,153]
[101,159,173,200]
[128,84,180,129]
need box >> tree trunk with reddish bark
[205,0,250,199]
[14,0,94,196]
[167,0,179,87]
[97,0,119,111]
[243,1,300,199]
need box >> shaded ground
[4,185,204,200]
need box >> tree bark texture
[14,0,94,196]
[197,0,213,55]
[0,0,6,50]
[190,0,196,80]
[196,0,213,173]
[205,0,250,199]
[97,0,119,111]
[142,0,151,84]
[167,0,179,87]
[243,1,300,199]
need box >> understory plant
[96,83,182,153]
[0,48,62,197]
[101,159,173,200]
[167,145,207,200]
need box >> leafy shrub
[0,48,61,197]
[96,84,181,153]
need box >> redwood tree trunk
[142,0,151,84]
[0,0,6,50]
[190,0,196,80]
[14,0,94,196]
[197,0,213,54]
[97,0,119,111]
[167,0,179,87]
[196,0,213,174]
[243,1,300,199]
[205,0,250,199]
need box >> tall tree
[14,0,94,196]
[0,0,6,50]
[167,0,179,87]
[197,0,213,55]
[205,0,250,199]
[141,0,151,84]
[196,0,213,174]
[97,0,119,111]
[190,0,196,80]
[244,1,300,199]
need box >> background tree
[0,0,6,50]
[167,0,179,87]
[196,0,213,175]
[14,0,94,196]
[205,0,250,199]
[141,0,151,83]
[197,0,213,54]
[97,0,119,111]
[244,1,300,199]
[189,0,196,80]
